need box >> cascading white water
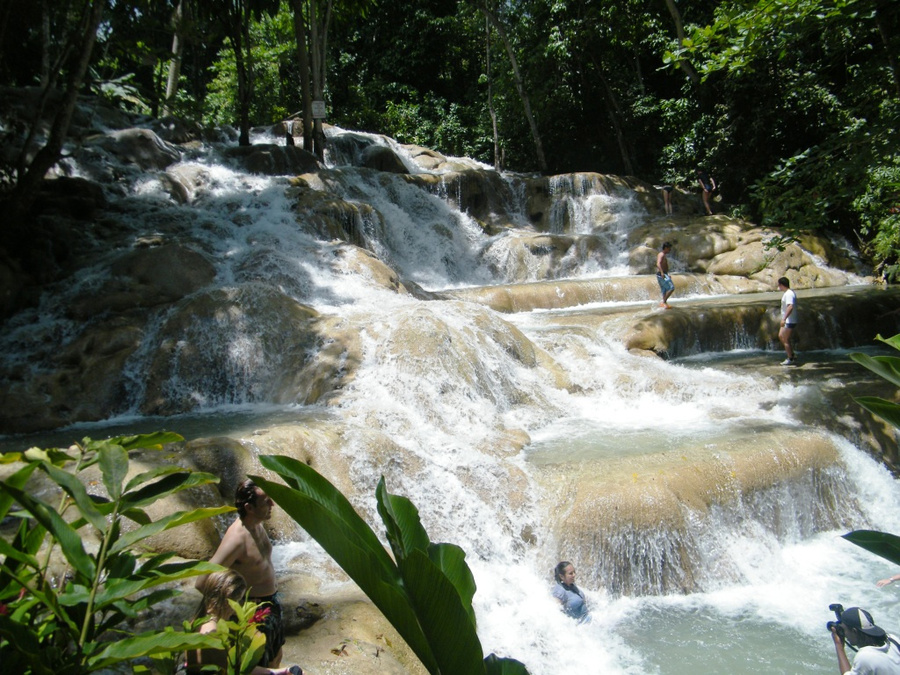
[2,123,897,674]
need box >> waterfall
[2,118,898,674]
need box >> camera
[827,603,845,639]
[289,667,303,675]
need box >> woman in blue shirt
[552,561,590,623]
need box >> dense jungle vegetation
[0,0,898,278]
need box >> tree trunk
[231,2,252,146]
[663,0,701,85]
[40,0,51,86]
[588,54,634,175]
[481,2,547,172]
[309,0,327,160]
[485,15,500,170]
[290,0,313,151]
[162,0,187,117]
[8,0,104,224]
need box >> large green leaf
[254,457,395,572]
[93,561,221,608]
[110,506,234,553]
[121,470,219,510]
[42,462,108,532]
[252,459,440,674]
[850,351,900,389]
[400,548,487,675]
[427,542,477,626]
[124,464,196,493]
[99,443,129,502]
[89,628,219,668]
[843,530,900,566]
[0,462,38,520]
[376,476,430,563]
[854,396,900,430]
[0,482,96,579]
[375,478,477,625]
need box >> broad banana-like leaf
[427,542,477,626]
[252,459,440,674]
[854,396,900,430]
[843,530,900,567]
[850,351,900,389]
[376,476,430,562]
[375,478,476,625]
[399,548,486,675]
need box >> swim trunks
[656,273,675,295]
[252,594,285,667]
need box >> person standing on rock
[777,276,798,365]
[197,479,286,669]
[696,168,716,215]
[656,242,675,309]
[661,184,674,215]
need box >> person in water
[552,561,590,622]
[185,569,303,675]
[830,606,900,675]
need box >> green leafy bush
[0,433,233,675]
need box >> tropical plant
[842,334,900,563]
[252,454,530,675]
[0,432,233,675]
[849,334,900,431]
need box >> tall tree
[480,0,547,172]
[162,0,189,116]
[7,0,104,225]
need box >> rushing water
[3,123,899,674]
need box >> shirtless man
[656,242,675,309]
[197,479,284,668]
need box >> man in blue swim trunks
[656,242,675,309]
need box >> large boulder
[87,128,181,170]
[69,244,216,319]
[140,286,327,415]
[360,144,408,173]
[225,144,322,175]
